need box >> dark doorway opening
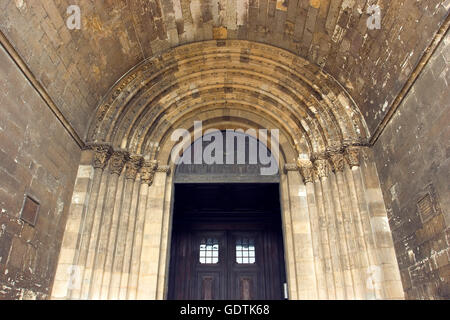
[168,183,287,300]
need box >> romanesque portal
[50,41,403,300]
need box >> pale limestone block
[237,0,249,26]
[61,231,79,248]
[225,0,237,30]
[381,264,402,282]
[383,280,405,299]
[51,279,71,299]
[377,247,400,266]
[71,192,87,205]
[77,165,93,179]
[57,248,76,264]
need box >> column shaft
[313,178,336,299]
[336,170,365,298]
[287,170,317,299]
[329,172,356,299]
[89,172,120,299]
[51,163,94,299]
[344,165,371,298]
[127,183,149,299]
[321,176,346,299]
[351,166,383,299]
[100,174,125,299]
[69,167,103,299]
[137,171,167,299]
[305,181,328,299]
[156,173,173,300]
[80,171,109,299]
[280,172,299,300]
[120,179,141,299]
[108,177,135,299]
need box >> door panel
[235,274,257,300]
[228,232,265,299]
[192,232,227,300]
[197,273,221,300]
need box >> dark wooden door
[169,225,285,300]
[168,183,286,300]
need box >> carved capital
[109,151,129,175]
[328,152,345,172]
[156,165,171,174]
[140,160,158,185]
[91,144,113,169]
[284,163,298,173]
[296,158,314,184]
[125,155,144,180]
[345,146,361,168]
[313,159,329,179]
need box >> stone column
[344,151,373,299]
[345,146,383,299]
[156,169,174,299]
[79,161,111,299]
[319,157,346,299]
[137,164,170,299]
[280,166,299,300]
[298,159,328,299]
[313,158,336,299]
[328,151,356,299]
[108,155,143,299]
[331,152,365,299]
[287,161,317,299]
[343,146,374,299]
[69,145,112,299]
[51,149,99,299]
[119,178,141,299]
[127,161,157,300]
[90,150,128,299]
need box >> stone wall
[0,44,80,299]
[373,35,449,299]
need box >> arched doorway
[168,131,287,300]
[51,41,404,300]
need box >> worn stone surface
[0,0,449,301]
[0,0,448,137]
[51,147,163,300]
[87,40,368,163]
[374,37,450,300]
[0,44,80,299]
[51,146,402,299]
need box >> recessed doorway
[167,183,287,300]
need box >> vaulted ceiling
[0,0,448,140]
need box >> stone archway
[51,40,403,300]
[168,129,286,300]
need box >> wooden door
[168,183,286,300]
[168,225,285,300]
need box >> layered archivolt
[87,40,368,159]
